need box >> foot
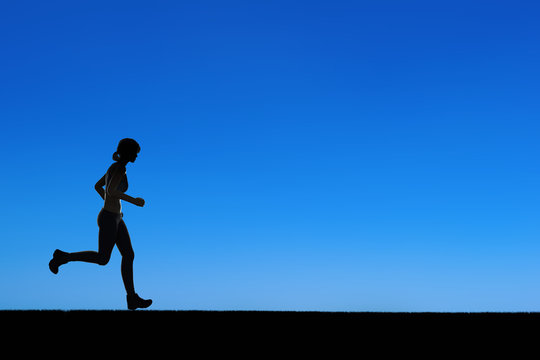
[49,249,68,274]
[127,293,152,310]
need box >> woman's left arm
[95,174,106,200]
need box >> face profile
[113,138,141,164]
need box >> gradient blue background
[1,0,539,311]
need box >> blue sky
[1,0,540,311]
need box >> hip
[97,208,124,226]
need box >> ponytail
[112,151,121,161]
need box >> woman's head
[113,138,140,163]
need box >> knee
[96,253,111,266]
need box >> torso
[103,195,122,214]
[103,163,127,214]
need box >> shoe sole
[128,300,152,310]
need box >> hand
[134,197,145,207]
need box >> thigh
[97,211,118,257]
[116,219,134,258]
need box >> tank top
[105,165,128,193]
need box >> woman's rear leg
[49,224,116,273]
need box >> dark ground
[2,310,537,355]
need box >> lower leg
[49,249,109,273]
[123,257,152,309]
[115,220,151,309]
[67,251,103,264]
[121,256,136,296]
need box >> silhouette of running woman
[49,138,152,310]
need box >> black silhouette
[49,138,152,310]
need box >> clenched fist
[134,197,145,207]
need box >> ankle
[54,249,69,264]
